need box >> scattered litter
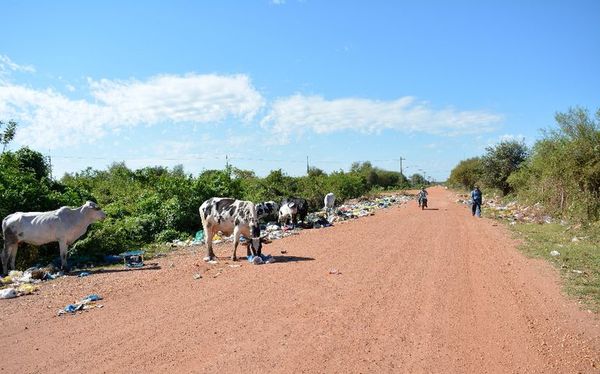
[329,268,341,275]
[229,264,241,268]
[16,284,37,295]
[193,273,202,280]
[572,270,584,274]
[194,230,205,244]
[58,294,103,316]
[550,250,560,257]
[0,266,62,297]
[78,271,90,277]
[571,237,580,243]
[119,250,145,268]
[247,254,275,265]
[0,288,17,299]
[207,260,218,265]
[456,195,555,224]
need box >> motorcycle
[420,197,428,210]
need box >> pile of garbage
[456,194,554,224]
[166,193,413,247]
[331,194,412,222]
[0,266,65,299]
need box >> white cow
[1,201,106,274]
[324,192,335,213]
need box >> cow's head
[248,224,269,257]
[83,201,107,221]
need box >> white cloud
[0,55,36,81]
[498,134,525,143]
[271,0,286,4]
[0,73,265,149]
[261,95,502,143]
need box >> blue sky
[1,0,599,181]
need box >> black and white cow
[255,201,279,221]
[280,197,308,225]
[199,198,267,261]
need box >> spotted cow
[199,198,267,261]
[255,201,280,221]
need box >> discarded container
[119,250,145,268]
[550,250,560,257]
[0,288,17,299]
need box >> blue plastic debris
[247,253,274,265]
[83,294,102,302]
[78,271,90,277]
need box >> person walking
[471,186,482,217]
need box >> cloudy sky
[1,0,599,180]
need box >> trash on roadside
[550,250,560,257]
[16,284,37,295]
[193,273,202,280]
[58,294,103,316]
[78,271,91,277]
[193,230,205,244]
[329,268,341,275]
[119,250,145,268]
[247,253,274,265]
[0,288,17,299]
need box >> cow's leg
[9,245,18,272]
[58,240,70,271]
[1,244,11,275]
[2,227,19,274]
[232,226,241,261]
[204,223,216,261]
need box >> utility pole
[306,155,309,174]
[225,154,229,169]
[47,150,53,180]
[399,156,405,176]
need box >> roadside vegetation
[0,120,428,269]
[448,106,600,310]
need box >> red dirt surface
[1,187,599,373]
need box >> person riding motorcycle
[417,187,428,208]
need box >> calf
[255,201,280,221]
[2,201,106,274]
[281,197,308,225]
[199,198,267,261]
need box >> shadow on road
[253,255,315,263]
[70,263,162,276]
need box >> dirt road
[1,187,599,373]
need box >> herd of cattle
[1,194,336,274]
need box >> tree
[410,173,427,186]
[1,120,17,152]
[482,140,528,195]
[509,107,600,220]
[448,157,483,190]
